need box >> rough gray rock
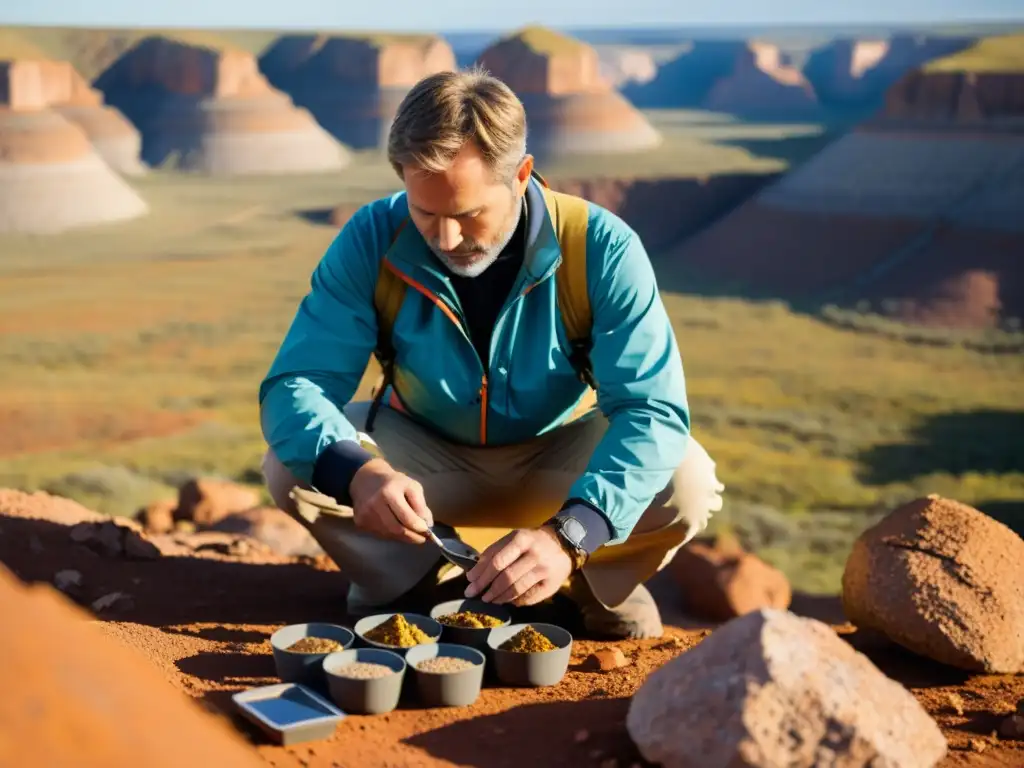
[626,608,947,768]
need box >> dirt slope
[1,489,1021,767]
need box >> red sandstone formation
[621,41,743,108]
[668,35,1024,331]
[0,564,266,767]
[593,45,659,89]
[883,69,1024,124]
[259,33,456,149]
[95,36,349,174]
[0,57,144,174]
[0,106,149,233]
[476,26,660,157]
[703,42,819,115]
[804,35,973,107]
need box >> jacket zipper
[382,260,489,444]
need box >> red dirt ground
[1,495,1022,767]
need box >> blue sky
[2,0,1022,31]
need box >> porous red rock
[669,536,792,621]
[842,495,1024,673]
[136,499,177,534]
[626,608,948,768]
[174,478,260,528]
[95,36,349,174]
[260,33,456,150]
[210,506,323,557]
[476,26,660,158]
[0,563,266,767]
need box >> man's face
[402,142,533,278]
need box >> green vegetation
[923,34,1024,74]
[0,28,47,59]
[511,25,587,56]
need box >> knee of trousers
[261,449,304,515]
[658,437,725,541]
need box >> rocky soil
[1,487,1022,767]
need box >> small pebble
[588,647,629,672]
[574,729,590,743]
[969,738,988,753]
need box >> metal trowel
[289,486,481,571]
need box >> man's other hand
[464,527,573,606]
[349,458,434,544]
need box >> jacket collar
[384,173,562,290]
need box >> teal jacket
[258,176,690,544]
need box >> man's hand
[349,458,434,544]
[464,526,573,606]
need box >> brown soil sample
[331,662,395,680]
[363,614,431,648]
[415,657,476,673]
[287,637,343,654]
[499,626,557,653]
[436,611,505,629]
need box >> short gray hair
[387,66,527,184]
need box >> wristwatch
[544,515,589,571]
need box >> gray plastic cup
[353,612,442,656]
[270,623,355,691]
[405,642,487,708]
[486,623,573,687]
[322,648,406,715]
[429,599,512,650]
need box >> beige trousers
[263,401,725,613]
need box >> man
[258,67,724,639]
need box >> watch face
[562,517,587,548]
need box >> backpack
[364,172,597,433]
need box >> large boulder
[627,608,947,768]
[842,495,1024,673]
[0,563,265,767]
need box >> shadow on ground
[405,697,653,768]
[857,409,1024,485]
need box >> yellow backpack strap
[541,184,597,390]
[366,219,409,432]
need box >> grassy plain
[1,114,1021,594]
